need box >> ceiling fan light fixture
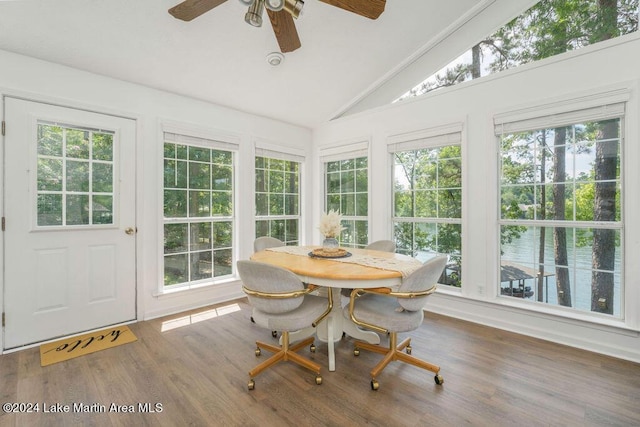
[238,0,254,5]
[283,0,304,19]
[245,0,264,27]
[264,0,285,11]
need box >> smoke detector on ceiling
[266,52,284,66]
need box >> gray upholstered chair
[341,240,397,299]
[365,239,396,252]
[253,236,284,252]
[238,260,333,390]
[251,236,285,331]
[343,255,448,390]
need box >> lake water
[500,227,622,315]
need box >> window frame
[494,89,629,319]
[320,141,370,248]
[35,121,118,230]
[396,1,640,103]
[254,142,305,245]
[388,123,464,288]
[159,124,239,294]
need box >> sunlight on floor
[160,303,242,332]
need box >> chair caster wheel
[271,330,278,338]
[310,344,316,353]
[255,348,261,357]
[315,375,323,385]
[371,379,379,391]
[434,374,444,385]
[354,348,360,356]
[406,345,412,355]
[248,379,255,390]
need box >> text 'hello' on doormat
[40,326,137,367]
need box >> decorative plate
[308,248,352,259]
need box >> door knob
[125,227,136,235]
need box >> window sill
[153,276,241,299]
[433,289,639,335]
[493,295,635,333]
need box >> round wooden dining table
[250,246,420,371]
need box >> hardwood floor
[1,298,639,427]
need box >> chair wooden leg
[396,337,411,352]
[287,351,321,374]
[370,347,396,379]
[249,349,286,377]
[354,332,441,387]
[249,332,321,382]
[354,340,388,355]
[288,336,315,353]
[395,351,440,374]
[255,340,281,354]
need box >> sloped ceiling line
[329,0,498,121]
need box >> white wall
[0,49,313,343]
[3,32,640,362]
[313,34,640,363]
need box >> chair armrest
[362,287,393,294]
[347,288,388,334]
[388,284,437,299]
[347,285,438,334]
[311,288,334,327]
[243,285,333,327]
[242,286,316,299]
[349,284,437,299]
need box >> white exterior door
[3,97,137,349]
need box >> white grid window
[389,125,463,287]
[163,132,236,289]
[496,96,625,316]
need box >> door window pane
[66,194,90,225]
[92,195,113,224]
[92,163,113,193]
[66,160,90,192]
[37,124,63,156]
[37,194,63,226]
[66,129,90,159]
[37,158,63,191]
[36,122,115,227]
[92,132,113,161]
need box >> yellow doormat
[40,325,137,367]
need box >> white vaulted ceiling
[0,0,534,128]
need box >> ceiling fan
[168,0,386,53]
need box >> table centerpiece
[318,209,345,254]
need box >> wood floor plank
[1,300,639,426]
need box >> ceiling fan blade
[168,0,229,22]
[266,9,301,53]
[318,0,386,20]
